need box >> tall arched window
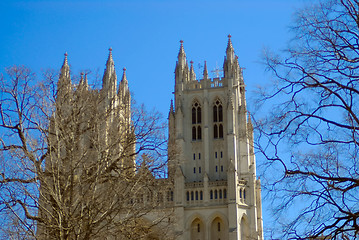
[213,99,223,139]
[192,101,202,140]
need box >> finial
[62,52,69,68]
[106,47,114,67]
[80,72,84,76]
[190,60,193,65]
[226,34,234,59]
[178,40,185,56]
[121,67,127,83]
[227,34,233,47]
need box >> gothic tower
[169,36,263,240]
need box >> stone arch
[186,213,206,239]
[211,95,225,106]
[190,96,203,108]
[190,217,205,240]
[207,212,229,240]
[240,214,250,240]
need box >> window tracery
[213,99,223,139]
[192,101,202,140]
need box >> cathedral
[41,35,263,240]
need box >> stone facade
[42,36,263,240]
[168,36,263,240]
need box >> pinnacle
[62,52,69,68]
[121,67,127,82]
[106,47,114,66]
[178,40,186,56]
[227,34,233,51]
[203,60,208,78]
[170,99,174,113]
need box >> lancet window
[213,99,223,139]
[192,101,202,140]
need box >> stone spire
[119,67,129,94]
[178,40,186,67]
[170,99,174,114]
[58,53,72,98]
[224,35,235,78]
[226,34,234,63]
[190,60,196,81]
[119,67,130,104]
[203,61,208,79]
[102,47,117,95]
[78,72,88,91]
[175,40,189,84]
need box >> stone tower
[168,36,263,240]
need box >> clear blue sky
[0,0,306,234]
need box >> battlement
[184,77,226,91]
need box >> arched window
[219,189,222,199]
[192,101,202,141]
[192,107,196,124]
[213,105,218,122]
[214,124,218,138]
[240,189,242,198]
[243,189,246,199]
[215,190,218,199]
[191,191,194,201]
[213,99,224,139]
[224,189,227,199]
[197,106,201,123]
[218,222,221,232]
[218,105,223,122]
[187,191,189,201]
[195,191,198,200]
[198,223,200,232]
[197,126,202,140]
[200,191,203,200]
[210,190,213,199]
[219,124,223,138]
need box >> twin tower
[53,36,263,240]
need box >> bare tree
[254,0,359,239]
[0,62,174,240]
